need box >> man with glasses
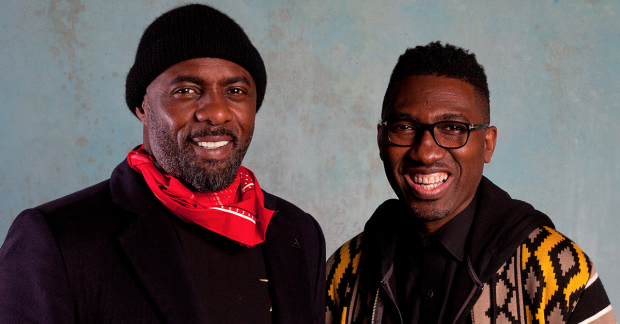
[326,42,615,324]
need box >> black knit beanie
[125,4,267,115]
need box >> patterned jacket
[327,177,615,324]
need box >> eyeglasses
[380,120,489,149]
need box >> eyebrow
[221,76,252,88]
[437,112,467,121]
[388,112,414,120]
[168,76,203,86]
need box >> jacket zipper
[452,257,484,324]
[371,288,379,324]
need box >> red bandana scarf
[127,146,274,247]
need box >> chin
[406,200,451,222]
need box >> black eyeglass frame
[380,120,489,149]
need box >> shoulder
[327,233,363,268]
[6,175,136,250]
[474,226,616,323]
[30,179,128,234]
[520,226,615,323]
[470,177,555,271]
[326,234,364,322]
[521,226,591,280]
[263,190,308,217]
[3,179,115,242]
[34,180,112,216]
[521,226,597,304]
[263,190,321,233]
[327,233,363,288]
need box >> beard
[147,113,252,193]
[409,203,450,222]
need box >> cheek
[235,110,256,135]
[244,115,256,131]
[384,149,407,176]
[452,147,486,182]
[158,107,192,131]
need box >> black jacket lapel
[110,161,207,323]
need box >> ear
[483,126,497,163]
[136,94,153,153]
[135,94,149,125]
[377,123,384,161]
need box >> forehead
[149,57,255,88]
[387,75,483,122]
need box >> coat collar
[110,160,208,323]
[110,160,313,323]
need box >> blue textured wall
[2,0,619,308]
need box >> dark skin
[378,75,497,236]
[135,57,257,192]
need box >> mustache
[406,161,450,169]
[188,127,238,141]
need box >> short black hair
[382,41,490,122]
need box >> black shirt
[392,197,476,324]
[170,216,272,324]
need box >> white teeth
[197,141,229,149]
[413,173,448,190]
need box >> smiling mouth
[413,173,449,190]
[196,141,230,149]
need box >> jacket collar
[110,160,208,323]
[445,177,554,323]
[362,176,555,323]
[110,160,314,323]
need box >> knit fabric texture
[326,227,616,324]
[125,4,267,115]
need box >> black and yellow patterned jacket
[327,177,615,324]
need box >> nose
[194,92,233,125]
[407,129,446,164]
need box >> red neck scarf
[127,146,274,247]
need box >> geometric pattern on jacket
[472,226,616,324]
[326,233,366,324]
[326,227,616,324]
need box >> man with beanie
[0,4,325,324]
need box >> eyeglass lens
[386,121,470,148]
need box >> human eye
[224,86,250,101]
[227,88,247,95]
[436,122,467,135]
[389,121,416,134]
[172,87,200,98]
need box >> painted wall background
[1,0,619,308]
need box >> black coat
[0,161,326,324]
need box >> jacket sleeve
[567,266,616,324]
[0,209,74,323]
[326,234,364,324]
[520,226,616,324]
